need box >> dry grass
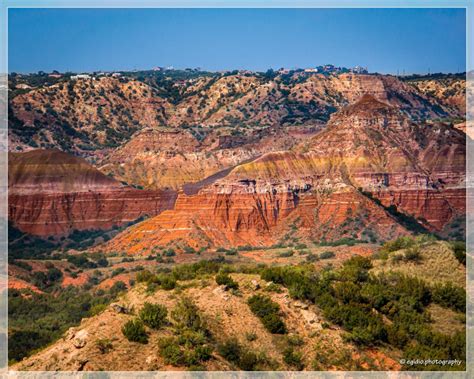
[371,241,465,288]
[427,303,465,335]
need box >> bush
[283,347,304,370]
[139,302,168,329]
[158,332,212,367]
[246,332,257,341]
[404,246,421,262]
[96,338,113,354]
[217,338,261,370]
[382,236,415,253]
[158,337,184,365]
[279,250,294,258]
[89,303,107,316]
[156,273,177,290]
[215,272,239,290]
[225,248,238,256]
[247,295,287,334]
[136,269,155,283]
[286,334,304,346]
[261,313,287,334]
[451,241,466,265]
[109,281,127,296]
[238,351,260,370]
[339,256,373,283]
[218,338,241,363]
[319,251,335,259]
[432,282,466,312]
[111,267,126,277]
[121,319,148,343]
[171,298,207,332]
[164,248,176,257]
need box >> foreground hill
[103,95,465,252]
[8,149,176,236]
[11,239,465,371]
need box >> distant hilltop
[10,64,370,78]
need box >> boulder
[293,300,309,310]
[110,303,129,314]
[72,330,88,349]
[250,280,260,290]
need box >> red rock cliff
[9,149,176,236]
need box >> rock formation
[9,149,176,236]
[105,94,465,252]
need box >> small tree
[215,272,239,290]
[122,319,148,343]
[139,302,168,329]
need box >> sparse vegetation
[95,338,113,354]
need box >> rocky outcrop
[98,125,321,190]
[9,149,176,236]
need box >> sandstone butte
[8,149,177,236]
[104,95,466,254]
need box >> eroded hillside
[10,239,466,372]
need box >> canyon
[103,94,465,252]
[7,71,466,247]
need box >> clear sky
[8,8,466,74]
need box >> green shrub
[286,334,304,346]
[139,302,168,329]
[217,338,261,370]
[432,282,466,312]
[158,333,212,367]
[111,267,126,277]
[382,236,415,253]
[136,269,155,283]
[225,248,238,256]
[295,243,308,250]
[246,332,257,341]
[95,338,113,354]
[183,246,196,254]
[279,250,294,258]
[121,319,148,344]
[261,313,287,334]
[451,241,466,265]
[218,338,241,363]
[171,298,207,332]
[404,246,421,262]
[89,303,107,316]
[158,337,184,365]
[164,248,176,257]
[248,295,287,334]
[156,273,177,290]
[283,347,304,370]
[238,351,260,370]
[319,251,335,259]
[215,272,239,290]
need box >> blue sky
[8,8,466,74]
